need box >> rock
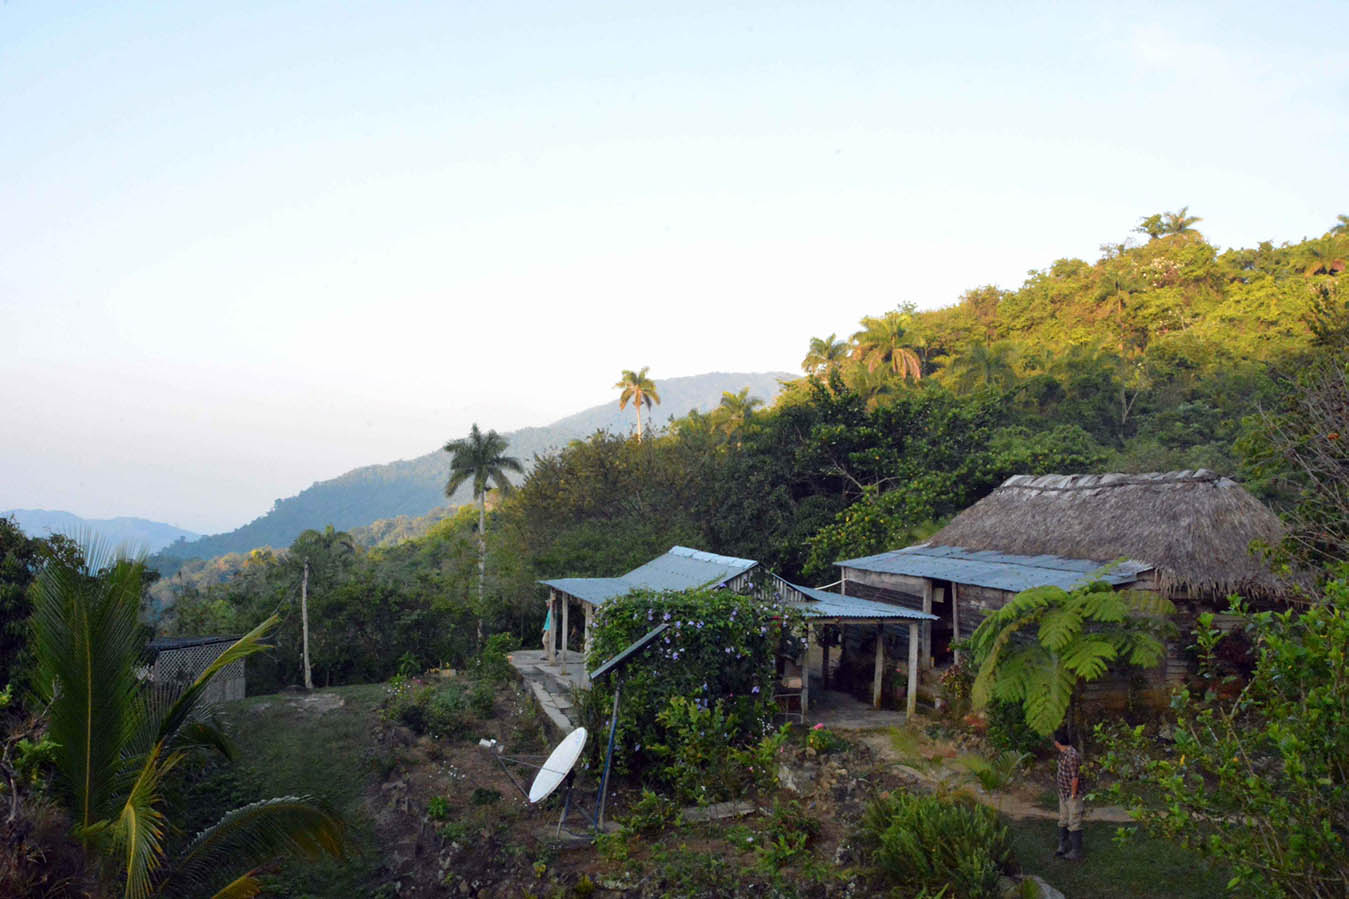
[1023,874,1067,899]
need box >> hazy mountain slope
[6,509,199,554]
[156,372,789,562]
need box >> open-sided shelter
[540,546,760,667]
[836,470,1295,692]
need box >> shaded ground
[203,681,1229,898]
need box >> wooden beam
[872,624,884,709]
[906,621,919,718]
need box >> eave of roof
[837,544,1152,594]
[784,581,938,621]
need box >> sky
[2,1,1347,534]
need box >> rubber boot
[1063,828,1085,861]
[1053,826,1070,858]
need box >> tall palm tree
[1162,206,1202,235]
[444,424,523,645]
[801,334,849,375]
[851,312,923,382]
[716,387,764,439]
[31,544,345,898]
[615,367,661,441]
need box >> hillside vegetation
[160,213,1348,675]
[153,371,788,566]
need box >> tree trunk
[477,490,486,649]
[635,402,644,442]
[301,560,313,691]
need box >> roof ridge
[1001,470,1222,491]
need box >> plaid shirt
[1056,745,1082,799]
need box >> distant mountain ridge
[156,371,791,562]
[5,509,199,554]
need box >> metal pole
[596,681,621,830]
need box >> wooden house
[836,470,1297,700]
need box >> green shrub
[859,791,1012,898]
[381,675,479,739]
[468,679,496,717]
[650,697,787,804]
[474,633,518,684]
[807,723,848,754]
[583,588,800,781]
[426,796,449,820]
[621,789,680,835]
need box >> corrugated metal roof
[537,577,636,606]
[837,544,1151,593]
[541,546,760,606]
[787,582,938,621]
[622,546,758,592]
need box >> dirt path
[854,731,1135,824]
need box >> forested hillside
[160,214,1349,694]
[153,371,788,565]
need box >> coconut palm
[31,544,345,898]
[444,424,523,645]
[615,367,661,441]
[801,334,849,376]
[851,312,923,382]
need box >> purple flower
[751,685,760,694]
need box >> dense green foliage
[1097,582,1349,898]
[581,589,790,789]
[859,790,1012,898]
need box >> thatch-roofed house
[836,471,1297,697]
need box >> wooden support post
[560,596,569,667]
[921,580,933,668]
[872,623,884,709]
[546,590,557,662]
[906,621,919,718]
[583,603,594,674]
[822,635,831,691]
[802,622,812,717]
[951,583,961,664]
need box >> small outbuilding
[836,470,1298,695]
[540,546,761,666]
[146,635,246,703]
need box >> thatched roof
[928,470,1295,601]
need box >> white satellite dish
[528,727,588,804]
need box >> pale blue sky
[2,1,1346,533]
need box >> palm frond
[161,797,346,898]
[210,874,263,899]
[109,743,185,899]
[32,550,147,830]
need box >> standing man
[1053,728,1085,861]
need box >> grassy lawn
[178,684,391,897]
[1009,818,1232,899]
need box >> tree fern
[969,580,1176,736]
